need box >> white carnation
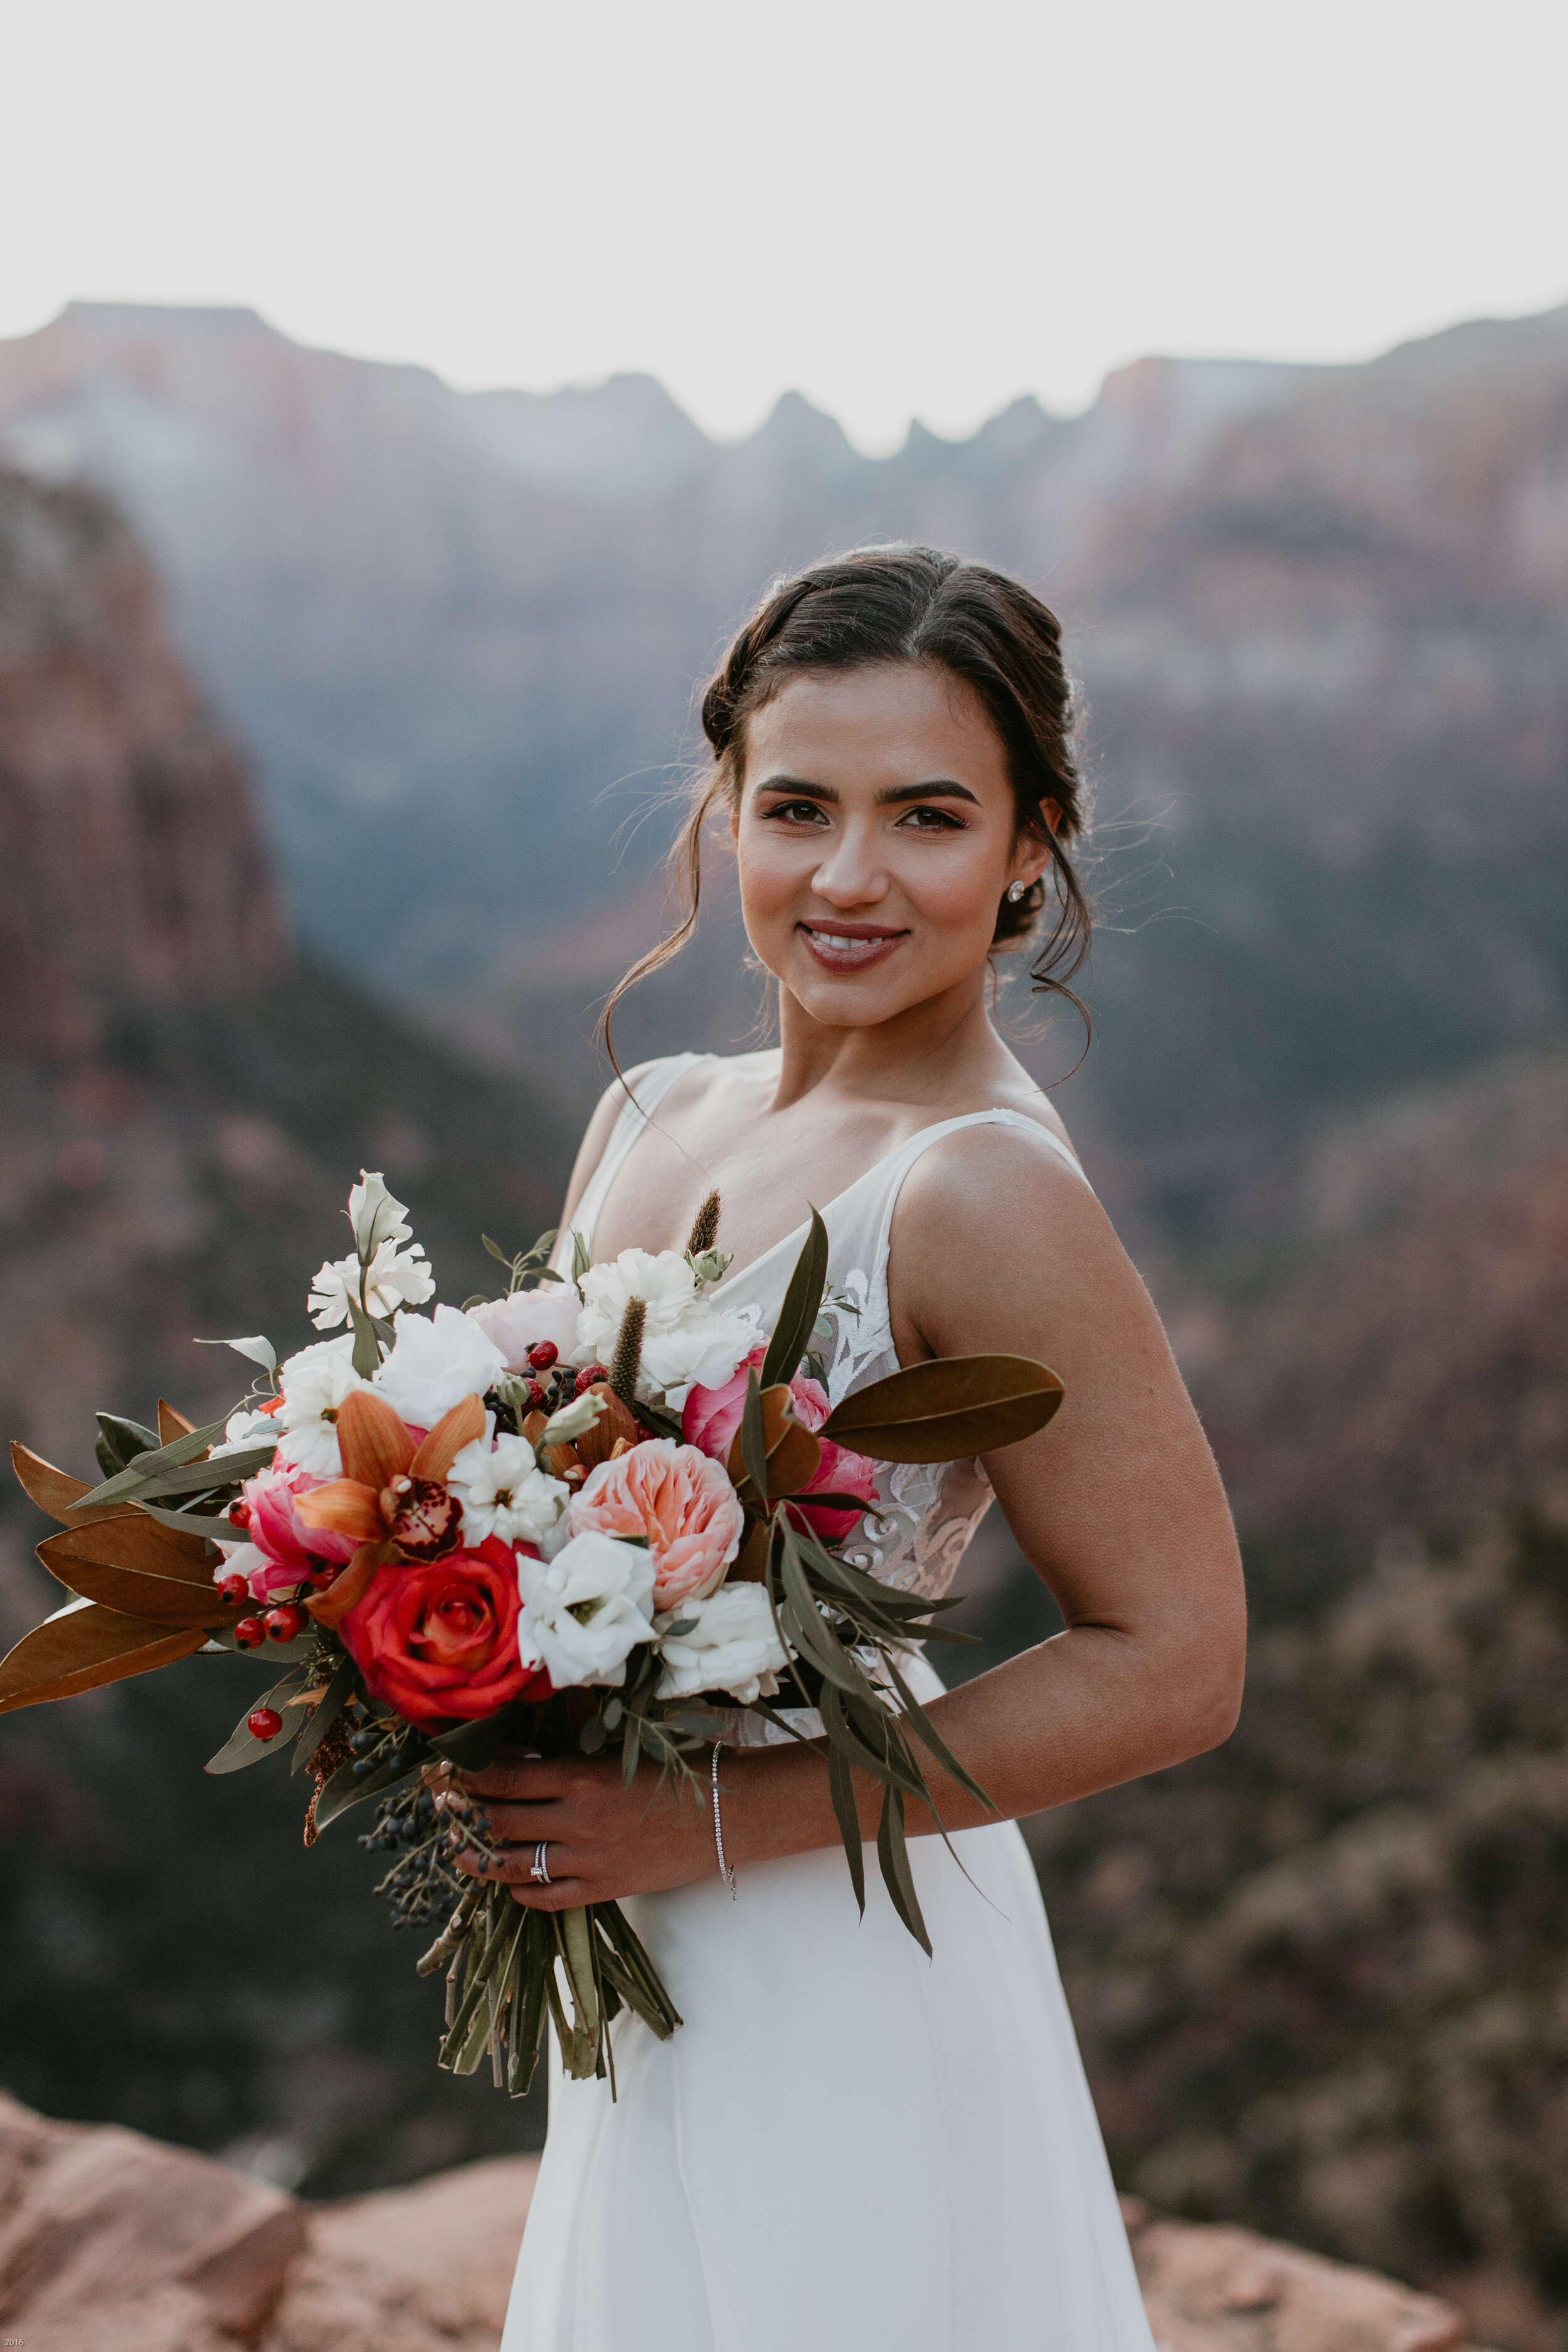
[654,1582,792,1704]
[372,1304,506,1426]
[518,1530,655,1688]
[447,1432,568,1549]
[273,1336,366,1476]
[308,1241,435,1331]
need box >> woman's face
[733,661,1052,1032]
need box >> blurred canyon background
[1,297,1566,2348]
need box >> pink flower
[237,1460,359,1599]
[682,1352,879,1542]
[568,1439,744,1611]
[467,1288,582,1373]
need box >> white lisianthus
[307,1241,435,1332]
[654,1583,793,1704]
[348,1170,413,1256]
[372,1305,506,1427]
[447,1433,569,1549]
[273,1336,366,1475]
[518,1530,655,1687]
[209,1406,279,1460]
[574,1248,760,1405]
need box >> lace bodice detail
[558,1052,1089,1618]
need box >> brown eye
[896,805,965,830]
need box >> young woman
[472,547,1245,2351]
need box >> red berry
[307,1564,336,1591]
[524,1377,546,1409]
[247,1707,283,1741]
[234,1615,266,1649]
[216,1573,250,1606]
[264,1604,307,1642]
[227,1500,252,1529]
[527,1340,559,1370]
[575,1364,608,1396]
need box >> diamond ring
[529,1841,551,1885]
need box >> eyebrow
[753,773,981,808]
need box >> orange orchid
[295,1389,487,1627]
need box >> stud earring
[1007,879,1028,903]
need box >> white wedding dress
[501,1054,1156,2352]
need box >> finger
[450,1835,580,1886]
[506,1872,595,1913]
[470,1797,576,1844]
[457,1756,579,1802]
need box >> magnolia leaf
[820,1353,1064,1463]
[0,1596,205,1714]
[95,1412,160,1480]
[156,1401,198,1447]
[79,1417,233,1507]
[35,1537,232,1629]
[760,1207,829,1392]
[11,1443,135,1528]
[38,1509,218,1584]
[194,1335,277,1373]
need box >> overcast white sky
[4,0,1566,452]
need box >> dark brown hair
[605,543,1091,1050]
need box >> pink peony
[237,1460,359,1600]
[467,1288,582,1373]
[682,1351,879,1542]
[568,1439,744,1611]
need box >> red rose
[339,1535,552,1728]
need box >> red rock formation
[0,2091,1496,2351]
[0,467,287,1059]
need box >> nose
[810,820,887,909]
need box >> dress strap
[556,1054,707,1268]
[867,1109,1089,1293]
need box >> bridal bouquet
[3,1173,1061,2095]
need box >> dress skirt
[501,1811,1155,2351]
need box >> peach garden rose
[567,1438,745,1610]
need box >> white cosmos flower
[654,1582,793,1704]
[372,1304,506,1427]
[574,1248,760,1406]
[273,1337,366,1475]
[307,1241,435,1332]
[447,1433,568,1549]
[518,1531,655,1688]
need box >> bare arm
[456,1128,1246,1905]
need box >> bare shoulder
[889,1116,1143,1362]
[560,1057,672,1221]
[897,1112,1099,1242]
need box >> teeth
[810,931,879,951]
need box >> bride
[468,545,1245,2351]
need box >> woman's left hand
[437,1749,719,1911]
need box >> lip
[796,921,909,974]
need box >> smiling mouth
[797,923,908,970]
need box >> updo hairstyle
[605,543,1091,1042]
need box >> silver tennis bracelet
[711,1741,738,1899]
